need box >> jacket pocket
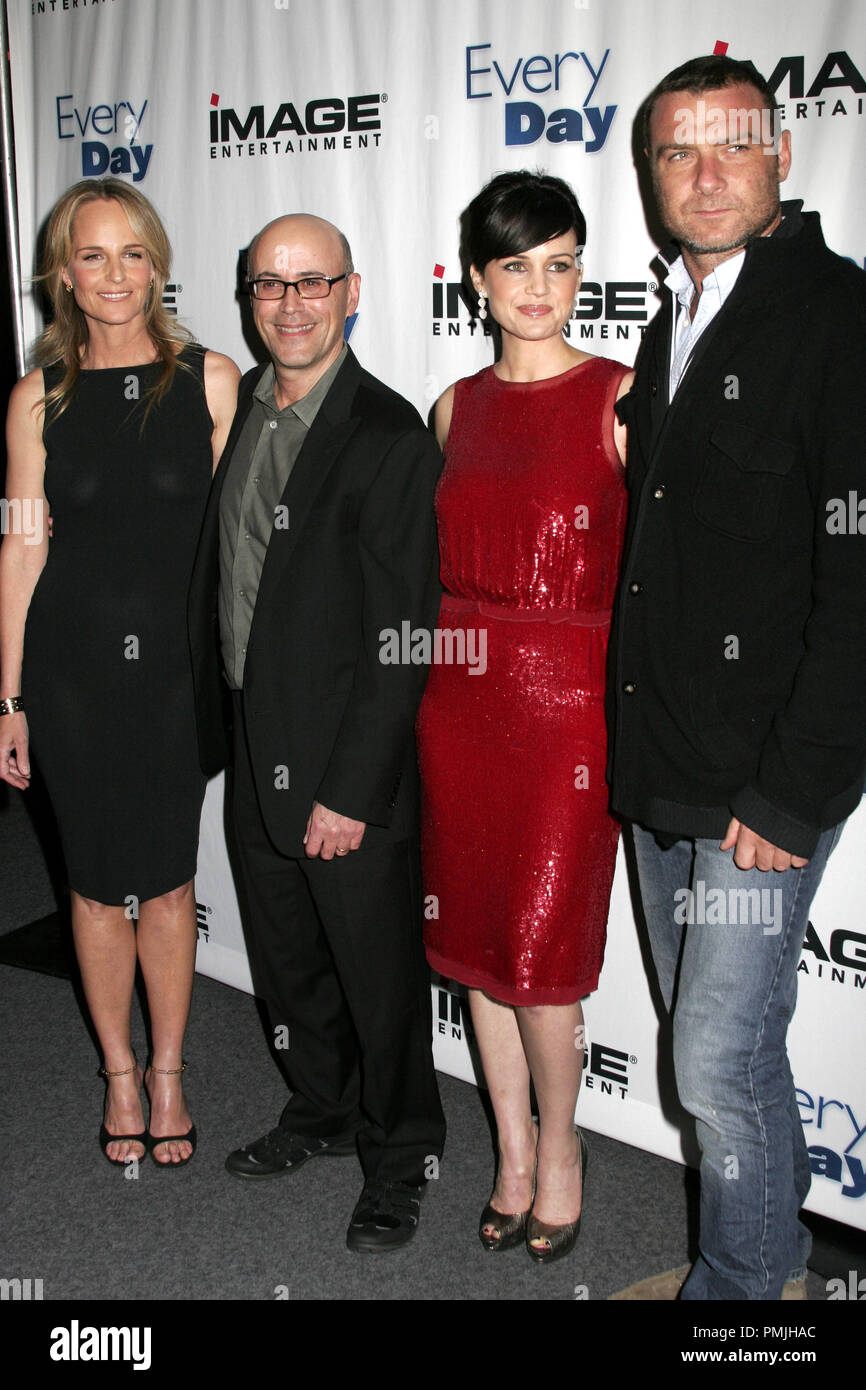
[693,421,796,542]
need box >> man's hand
[721,817,809,872]
[303,801,366,860]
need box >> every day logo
[799,1085,866,1201]
[56,93,153,182]
[465,43,617,151]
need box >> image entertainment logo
[209,93,383,159]
[766,48,866,119]
[582,1040,634,1100]
[161,283,181,316]
[195,902,212,941]
[431,262,650,342]
[799,920,866,990]
[33,0,116,16]
[435,987,474,1042]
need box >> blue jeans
[632,821,844,1300]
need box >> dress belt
[441,593,612,628]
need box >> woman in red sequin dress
[417,172,632,1260]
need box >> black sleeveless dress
[22,344,214,905]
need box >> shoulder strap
[177,340,207,381]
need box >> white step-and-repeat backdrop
[8,0,865,1229]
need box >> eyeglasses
[247,273,348,301]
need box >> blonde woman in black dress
[0,179,239,1165]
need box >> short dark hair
[641,54,778,152]
[459,170,586,303]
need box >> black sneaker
[225,1126,357,1179]
[346,1178,426,1252]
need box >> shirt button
[269,420,278,431]
[252,476,260,485]
[623,681,636,695]
[650,381,658,397]
[653,486,665,499]
[629,581,642,594]
[244,532,250,540]
[238,589,245,597]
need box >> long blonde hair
[33,178,193,421]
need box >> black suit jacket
[188,347,443,856]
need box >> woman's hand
[0,711,32,788]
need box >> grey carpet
[0,960,843,1302]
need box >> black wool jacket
[608,201,866,858]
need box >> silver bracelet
[0,697,24,715]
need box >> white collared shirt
[666,250,745,399]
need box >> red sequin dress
[418,357,629,1005]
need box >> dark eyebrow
[501,250,577,261]
[253,269,329,278]
[654,134,762,157]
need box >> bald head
[246,211,361,407]
[248,213,353,280]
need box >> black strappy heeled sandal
[98,1056,146,1165]
[145,1061,197,1168]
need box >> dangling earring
[477,290,487,321]
[573,254,583,314]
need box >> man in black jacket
[188,213,445,1252]
[608,55,866,1299]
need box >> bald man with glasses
[188,213,445,1252]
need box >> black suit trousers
[227,694,445,1184]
